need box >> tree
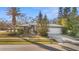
[58,7,63,18]
[62,7,78,35]
[0,18,8,30]
[36,11,48,36]
[66,7,79,36]
[7,7,21,32]
[16,14,28,25]
[58,7,74,34]
[42,14,48,36]
[36,11,43,35]
[72,7,77,16]
[57,7,71,26]
[63,7,71,18]
[57,7,63,25]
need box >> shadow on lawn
[20,37,61,51]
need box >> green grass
[0,31,10,34]
[0,32,56,44]
[0,37,56,44]
[0,36,19,38]
[0,42,31,45]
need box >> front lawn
[0,42,31,45]
[0,31,56,44]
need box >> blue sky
[0,7,79,21]
[0,7,58,21]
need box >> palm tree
[7,7,21,32]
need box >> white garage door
[48,28,62,34]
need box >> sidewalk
[0,44,64,51]
[0,43,78,51]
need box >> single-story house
[17,23,64,35]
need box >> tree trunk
[12,15,16,32]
